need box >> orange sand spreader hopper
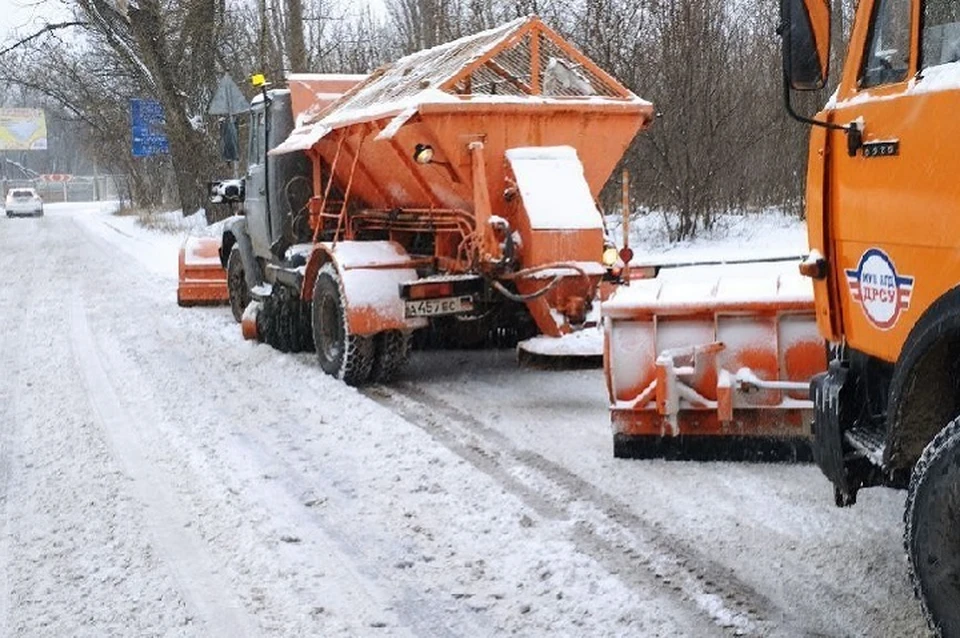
[259,15,655,368]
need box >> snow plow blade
[177,236,229,307]
[602,270,826,462]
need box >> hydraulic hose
[490,261,597,303]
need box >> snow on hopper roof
[272,15,646,155]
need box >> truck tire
[311,263,373,385]
[277,286,314,353]
[227,245,250,323]
[370,330,411,383]
[905,416,960,637]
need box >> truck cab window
[248,110,263,167]
[861,0,912,87]
[922,1,960,68]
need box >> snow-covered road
[0,204,931,636]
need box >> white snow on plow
[518,325,604,357]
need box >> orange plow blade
[177,236,229,307]
[602,270,826,461]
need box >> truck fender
[886,284,960,469]
[301,240,427,336]
[222,216,263,290]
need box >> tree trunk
[285,0,307,73]
[127,0,217,214]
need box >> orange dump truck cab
[786,0,960,632]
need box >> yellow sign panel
[0,109,48,151]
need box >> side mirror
[208,178,245,204]
[780,0,831,91]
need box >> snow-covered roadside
[610,209,808,267]
[62,203,221,281]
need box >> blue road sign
[130,98,169,157]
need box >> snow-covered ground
[0,203,931,637]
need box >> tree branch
[0,21,87,57]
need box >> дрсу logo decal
[845,248,914,330]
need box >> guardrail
[1,175,124,203]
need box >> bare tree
[0,0,834,234]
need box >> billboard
[0,109,48,151]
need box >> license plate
[404,295,474,318]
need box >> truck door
[827,0,960,362]
[245,103,272,257]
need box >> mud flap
[811,361,859,505]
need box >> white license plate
[405,295,474,318]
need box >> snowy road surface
[0,204,931,637]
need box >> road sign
[209,74,249,116]
[39,174,73,182]
[130,99,169,157]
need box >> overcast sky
[1,0,73,46]
[0,0,387,47]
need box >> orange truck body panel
[803,1,960,627]
[287,73,368,122]
[809,0,960,363]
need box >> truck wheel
[276,287,313,354]
[370,330,411,383]
[905,416,960,637]
[311,263,373,385]
[227,246,250,323]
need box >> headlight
[413,143,434,164]
[602,247,619,267]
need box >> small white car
[4,188,44,217]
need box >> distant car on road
[4,188,44,217]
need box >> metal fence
[1,176,125,203]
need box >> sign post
[208,74,249,175]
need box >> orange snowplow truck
[784,0,960,633]
[214,16,653,385]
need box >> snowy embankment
[69,203,208,279]
[615,209,808,267]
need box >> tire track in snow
[70,211,486,635]
[67,207,781,633]
[68,296,258,638]
[226,432,471,638]
[0,216,41,638]
[365,381,794,637]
